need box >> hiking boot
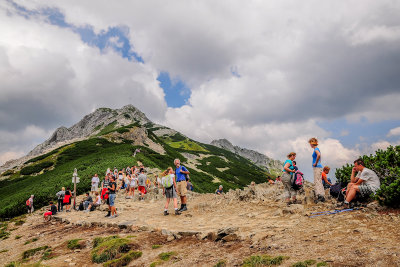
[180,205,187,212]
[164,211,169,216]
[175,210,181,215]
[105,211,111,217]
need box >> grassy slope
[0,126,271,219]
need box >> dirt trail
[1,183,399,266]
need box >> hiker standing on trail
[174,159,190,212]
[91,174,100,194]
[56,187,65,212]
[26,195,34,213]
[137,168,147,201]
[63,188,72,212]
[108,176,118,218]
[282,152,297,205]
[309,138,325,203]
[161,167,181,216]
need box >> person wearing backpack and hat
[309,137,325,203]
[161,167,181,216]
[282,152,297,205]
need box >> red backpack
[26,199,30,206]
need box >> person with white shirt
[344,158,381,207]
[91,174,100,194]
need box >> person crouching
[162,167,181,216]
[44,201,57,221]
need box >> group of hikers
[281,137,381,208]
[29,137,381,221]
[38,158,193,220]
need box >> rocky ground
[1,183,399,267]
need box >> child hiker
[161,167,181,216]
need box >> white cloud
[387,126,400,137]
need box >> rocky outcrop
[210,139,282,173]
[28,105,150,157]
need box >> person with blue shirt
[174,158,190,211]
[309,137,325,202]
[282,152,297,205]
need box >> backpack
[291,171,304,190]
[26,199,30,206]
[78,202,84,211]
[330,182,343,198]
[162,174,174,189]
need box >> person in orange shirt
[322,166,333,188]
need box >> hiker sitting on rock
[87,192,101,212]
[282,152,297,205]
[343,158,380,208]
[215,185,224,195]
[83,192,93,211]
[44,201,57,221]
[322,166,333,189]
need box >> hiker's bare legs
[181,196,186,205]
[346,185,359,203]
[346,182,355,197]
[164,198,170,210]
[173,198,178,209]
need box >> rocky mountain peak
[210,138,283,174]
[28,105,151,157]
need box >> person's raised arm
[350,167,358,183]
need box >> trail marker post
[72,168,80,210]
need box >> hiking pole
[309,208,355,218]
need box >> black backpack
[78,202,84,211]
[330,182,342,198]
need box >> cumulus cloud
[387,126,400,137]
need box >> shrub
[103,251,142,267]
[20,161,54,176]
[151,244,162,249]
[91,237,133,263]
[22,245,49,259]
[158,251,177,261]
[242,255,288,266]
[335,145,400,207]
[67,239,83,249]
[24,237,39,245]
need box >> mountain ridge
[210,138,282,175]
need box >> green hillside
[0,124,272,219]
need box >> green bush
[335,145,400,207]
[22,246,49,259]
[91,237,133,263]
[20,161,54,176]
[103,250,142,267]
[67,239,83,249]
[158,251,176,261]
[242,255,288,266]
